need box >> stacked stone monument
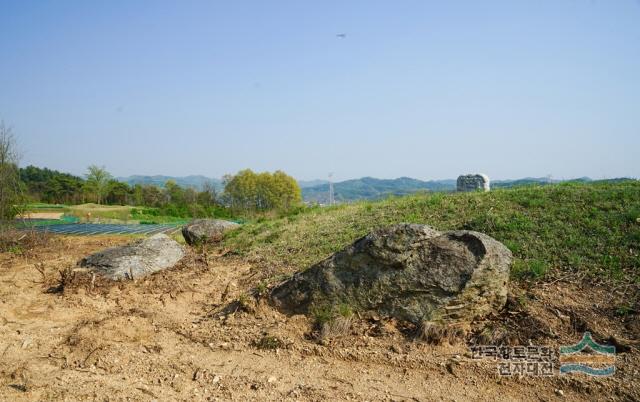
[457,174,490,192]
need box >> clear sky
[1,1,639,181]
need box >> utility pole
[328,172,334,206]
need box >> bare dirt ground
[16,212,64,220]
[1,236,638,401]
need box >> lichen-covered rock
[457,174,490,192]
[79,233,184,280]
[181,219,240,245]
[271,224,511,325]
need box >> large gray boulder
[182,219,240,245]
[79,233,185,280]
[271,224,511,325]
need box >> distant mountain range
[301,176,603,203]
[118,174,608,204]
[301,177,456,204]
[118,175,331,191]
[297,179,330,188]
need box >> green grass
[25,203,68,210]
[224,180,640,283]
[16,216,80,227]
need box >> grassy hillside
[225,180,640,283]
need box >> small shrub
[337,303,353,318]
[528,260,548,278]
[310,303,355,341]
[255,281,269,297]
[253,335,285,350]
[8,245,23,255]
[237,294,254,312]
[474,323,509,345]
[625,208,640,224]
[310,305,334,328]
[615,304,633,317]
[516,294,528,309]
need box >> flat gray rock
[271,223,511,325]
[79,233,185,280]
[182,219,240,245]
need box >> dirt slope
[0,236,638,401]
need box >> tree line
[20,165,221,217]
[0,123,303,220]
[17,165,301,218]
[18,165,301,217]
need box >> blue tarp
[30,223,179,236]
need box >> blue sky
[1,0,639,181]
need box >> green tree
[223,169,258,211]
[142,185,163,207]
[84,165,112,204]
[132,184,144,206]
[20,165,84,204]
[198,180,217,206]
[105,180,131,205]
[164,180,185,205]
[271,170,302,210]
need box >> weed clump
[0,228,52,256]
[416,321,466,345]
[311,303,355,341]
[253,335,286,350]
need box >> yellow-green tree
[223,169,301,212]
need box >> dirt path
[0,237,637,401]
